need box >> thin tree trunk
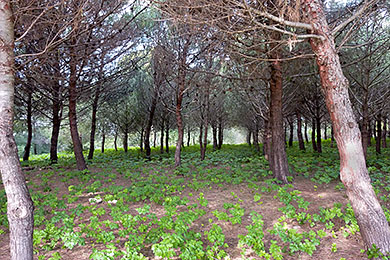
[324,122,327,140]
[296,111,305,150]
[263,119,272,162]
[174,42,189,167]
[187,127,191,147]
[153,131,157,148]
[50,54,63,164]
[114,132,118,151]
[253,127,260,152]
[316,115,322,153]
[0,5,34,258]
[288,119,294,147]
[88,85,101,160]
[123,130,128,153]
[331,124,335,148]
[212,125,217,151]
[69,42,87,171]
[306,0,390,252]
[145,85,159,159]
[165,118,170,153]
[23,91,32,161]
[247,129,252,146]
[376,115,381,154]
[382,116,387,148]
[160,119,164,154]
[269,54,289,183]
[101,132,105,153]
[304,118,309,143]
[140,127,144,152]
[311,118,317,151]
[217,117,223,149]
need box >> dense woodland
[1,0,390,259]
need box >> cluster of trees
[0,0,390,259]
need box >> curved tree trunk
[0,4,34,258]
[69,43,87,171]
[114,131,118,151]
[306,0,390,253]
[23,91,32,161]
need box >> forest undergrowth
[1,141,390,260]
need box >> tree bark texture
[88,85,101,160]
[269,57,289,184]
[123,131,128,153]
[69,43,87,171]
[304,118,309,143]
[0,3,34,258]
[160,119,164,154]
[174,41,189,167]
[50,72,62,164]
[305,0,390,253]
[23,91,32,161]
[145,87,158,159]
[296,111,305,150]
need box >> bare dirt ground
[0,166,368,260]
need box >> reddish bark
[69,44,87,171]
[305,0,390,252]
[269,57,289,184]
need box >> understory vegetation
[1,143,389,260]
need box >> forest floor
[1,143,389,260]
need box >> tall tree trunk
[368,120,372,146]
[253,127,260,152]
[123,130,128,153]
[160,119,164,154]
[114,132,118,151]
[306,0,390,252]
[174,42,189,167]
[145,85,159,159]
[153,131,157,148]
[247,129,252,146]
[324,122,327,140]
[88,85,101,160]
[269,55,289,183]
[165,118,170,153]
[0,5,34,258]
[140,127,144,152]
[187,126,191,147]
[296,111,305,150]
[316,115,322,153]
[212,125,217,151]
[311,118,317,151]
[69,43,87,171]
[101,132,105,153]
[376,115,381,154]
[382,116,387,148]
[23,91,32,161]
[217,116,223,149]
[288,119,294,147]
[304,118,309,143]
